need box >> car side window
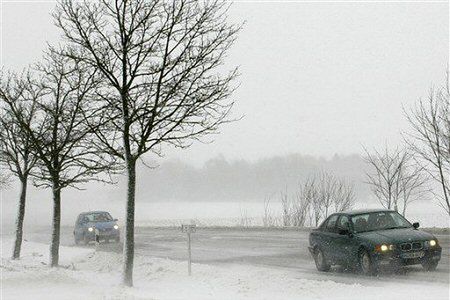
[352,214,369,233]
[325,215,339,233]
[336,215,350,232]
[79,216,88,224]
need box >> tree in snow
[405,80,450,216]
[315,171,355,221]
[363,146,428,215]
[397,161,429,216]
[0,72,40,259]
[53,0,241,285]
[1,50,113,267]
[364,146,406,212]
[333,177,356,214]
[282,172,355,227]
[292,179,316,227]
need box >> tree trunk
[12,176,28,260]
[122,158,136,286]
[437,163,450,216]
[50,182,61,267]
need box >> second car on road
[74,211,120,245]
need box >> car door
[321,214,340,263]
[333,215,356,265]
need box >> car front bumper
[86,230,120,241]
[373,246,442,267]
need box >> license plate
[402,251,424,259]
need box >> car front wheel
[314,247,330,272]
[358,249,377,275]
[82,234,90,245]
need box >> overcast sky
[1,1,448,166]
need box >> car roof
[79,211,110,215]
[340,208,395,216]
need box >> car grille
[400,241,423,251]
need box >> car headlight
[376,244,394,252]
[88,227,94,232]
[114,225,119,230]
[429,240,437,247]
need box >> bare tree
[0,75,39,259]
[280,190,291,226]
[405,84,450,215]
[363,146,428,215]
[363,146,407,211]
[262,195,277,227]
[333,178,356,213]
[398,162,429,216]
[316,171,338,219]
[299,171,356,226]
[304,176,323,227]
[54,0,241,285]
[1,51,112,267]
[238,209,252,227]
[291,180,314,227]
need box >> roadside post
[181,224,196,276]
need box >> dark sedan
[308,209,442,275]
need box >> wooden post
[187,232,192,276]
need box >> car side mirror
[113,218,118,222]
[413,222,420,229]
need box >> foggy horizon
[1,151,369,203]
[1,1,448,165]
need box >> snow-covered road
[1,235,449,300]
[24,227,450,286]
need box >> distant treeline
[132,153,370,202]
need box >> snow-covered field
[1,238,449,300]
[2,199,448,232]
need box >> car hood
[357,228,434,244]
[87,221,116,229]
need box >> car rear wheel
[358,249,377,276]
[422,260,438,271]
[314,247,330,272]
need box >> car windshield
[351,211,412,233]
[84,212,112,222]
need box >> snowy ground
[1,237,449,300]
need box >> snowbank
[1,238,448,300]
